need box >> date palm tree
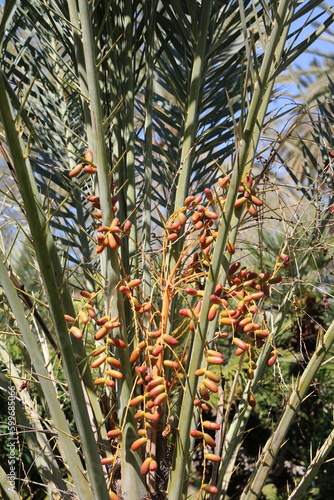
[1,1,334,499]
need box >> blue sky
[289,4,334,69]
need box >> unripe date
[204,453,221,462]
[131,437,147,451]
[202,484,219,494]
[203,421,220,431]
[140,457,153,475]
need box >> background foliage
[1,1,334,499]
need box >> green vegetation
[1,1,334,499]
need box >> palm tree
[1,1,334,499]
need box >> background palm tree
[1,1,334,499]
